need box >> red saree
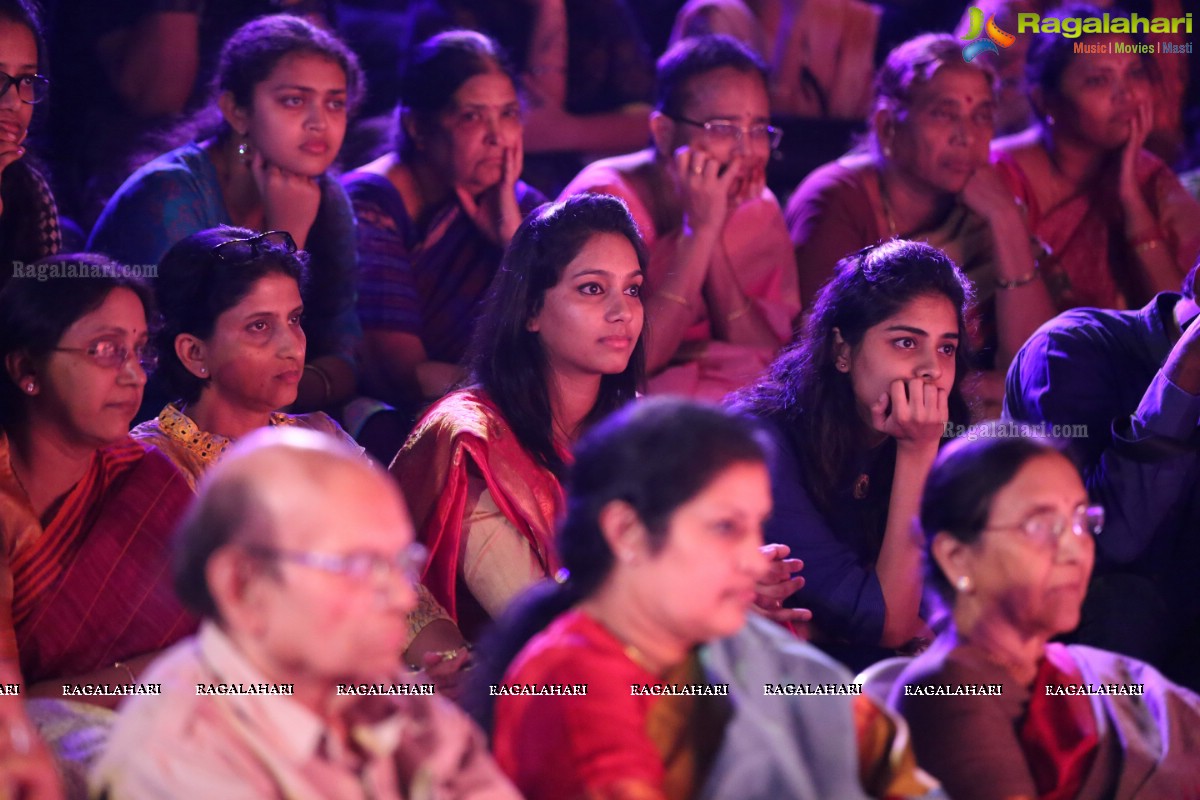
[995,149,1200,311]
[389,390,563,633]
[0,436,197,683]
[493,609,726,800]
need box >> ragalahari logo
[960,6,1017,62]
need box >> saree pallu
[995,149,1200,311]
[4,438,197,683]
[1021,644,1200,800]
[389,390,562,629]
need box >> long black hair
[464,192,647,478]
[732,239,973,516]
[468,397,770,735]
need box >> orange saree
[389,390,563,636]
[0,435,197,683]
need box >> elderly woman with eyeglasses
[130,226,471,681]
[892,429,1200,800]
[0,256,196,705]
[559,34,800,401]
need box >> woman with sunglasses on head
[895,429,1200,800]
[130,226,469,679]
[559,34,800,401]
[89,14,363,412]
[0,257,196,705]
[0,0,59,287]
[343,30,544,417]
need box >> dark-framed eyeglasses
[0,72,49,105]
[210,230,297,263]
[983,504,1104,548]
[668,115,783,150]
[244,542,428,587]
[54,340,158,372]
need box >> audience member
[481,398,939,800]
[404,0,655,195]
[895,430,1200,799]
[343,30,544,417]
[993,3,1200,312]
[670,0,880,120]
[44,0,336,227]
[732,240,972,671]
[0,0,59,284]
[88,14,363,412]
[390,194,646,639]
[0,259,195,699]
[91,427,521,799]
[1005,257,1200,687]
[786,33,1055,416]
[561,35,800,400]
[130,225,469,681]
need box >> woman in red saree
[895,428,1200,799]
[478,399,938,800]
[391,194,647,640]
[0,257,195,703]
[993,6,1200,313]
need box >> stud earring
[955,575,973,592]
[198,367,207,376]
[24,382,35,393]
[835,358,849,372]
[236,137,251,164]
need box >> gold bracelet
[657,290,691,309]
[113,661,136,685]
[995,268,1039,290]
[725,301,753,322]
[1134,238,1166,255]
[304,362,334,405]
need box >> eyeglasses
[669,115,783,150]
[54,340,158,372]
[211,231,297,263]
[245,542,428,587]
[0,72,49,105]
[983,504,1104,548]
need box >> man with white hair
[91,427,519,798]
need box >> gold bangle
[725,301,753,322]
[113,661,136,685]
[1134,238,1166,255]
[995,268,1039,290]
[304,362,333,405]
[657,290,691,309]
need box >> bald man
[90,428,519,799]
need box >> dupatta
[390,390,563,627]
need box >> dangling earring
[236,136,251,164]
